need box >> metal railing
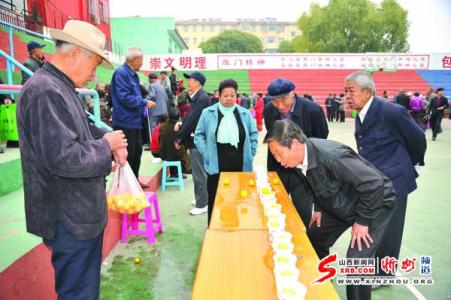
[0,19,52,86]
[0,84,112,131]
[0,20,110,130]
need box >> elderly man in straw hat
[17,20,127,299]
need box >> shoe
[152,157,162,163]
[0,148,3,154]
[432,137,436,141]
[144,147,151,151]
[191,200,196,206]
[190,206,207,215]
[139,181,150,189]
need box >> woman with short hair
[194,79,259,224]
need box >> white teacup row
[254,171,307,300]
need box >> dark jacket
[395,94,411,110]
[176,88,211,149]
[355,97,426,197]
[264,95,329,171]
[159,119,186,161]
[428,96,449,116]
[169,73,177,95]
[17,62,112,240]
[111,63,147,129]
[240,96,250,109]
[305,138,396,226]
[21,56,43,84]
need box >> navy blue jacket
[111,63,147,129]
[264,95,329,171]
[355,97,426,197]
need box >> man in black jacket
[169,67,177,96]
[428,87,448,141]
[264,78,328,226]
[176,71,211,215]
[265,120,396,300]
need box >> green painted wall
[111,17,184,55]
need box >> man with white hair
[111,47,156,188]
[345,71,426,288]
[17,20,128,299]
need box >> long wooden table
[192,172,340,300]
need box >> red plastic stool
[121,191,163,244]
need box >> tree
[278,36,303,53]
[278,40,295,53]
[199,30,263,53]
[295,0,409,53]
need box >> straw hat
[49,20,113,69]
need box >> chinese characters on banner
[143,54,215,71]
[142,54,434,71]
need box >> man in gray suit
[147,73,169,133]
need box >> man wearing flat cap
[176,71,211,215]
[17,20,128,299]
[21,40,46,84]
[264,78,328,226]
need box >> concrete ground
[97,118,450,299]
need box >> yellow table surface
[192,172,339,300]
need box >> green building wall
[110,17,185,55]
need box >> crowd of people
[4,19,447,300]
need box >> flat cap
[267,78,295,99]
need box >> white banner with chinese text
[142,53,451,71]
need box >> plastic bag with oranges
[106,162,148,214]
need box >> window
[193,25,197,32]
[291,31,296,37]
[241,23,249,31]
[220,25,225,32]
[193,37,197,45]
[184,38,189,45]
[267,37,275,44]
[210,25,215,32]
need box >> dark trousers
[339,110,345,122]
[430,112,443,138]
[278,168,313,226]
[307,207,394,300]
[375,195,407,276]
[113,126,142,178]
[327,108,334,122]
[207,173,220,224]
[43,222,104,300]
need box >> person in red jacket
[253,92,264,131]
[150,115,168,163]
